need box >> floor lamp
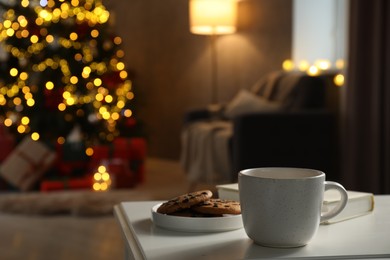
[189,0,237,104]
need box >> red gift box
[112,137,147,160]
[55,142,89,176]
[91,138,146,161]
[40,176,93,191]
[90,137,147,184]
[103,158,137,189]
[90,145,111,162]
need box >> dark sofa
[183,71,337,183]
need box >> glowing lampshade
[189,0,237,35]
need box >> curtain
[343,0,390,194]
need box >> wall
[107,0,292,159]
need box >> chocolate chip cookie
[192,198,241,215]
[157,190,213,214]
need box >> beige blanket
[180,120,232,184]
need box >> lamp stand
[210,33,218,104]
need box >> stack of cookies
[157,190,241,217]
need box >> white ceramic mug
[238,167,348,248]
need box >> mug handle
[320,181,348,223]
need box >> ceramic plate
[151,203,243,233]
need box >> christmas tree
[0,0,138,148]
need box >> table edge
[113,204,146,260]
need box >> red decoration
[124,117,137,128]
[101,71,124,90]
[75,22,91,39]
[44,88,63,110]
[27,22,40,38]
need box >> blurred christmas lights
[282,59,345,86]
[93,164,111,191]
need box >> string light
[31,132,40,140]
[282,59,346,87]
[85,147,94,156]
[307,65,319,76]
[334,74,345,87]
[282,59,294,71]
[93,164,111,191]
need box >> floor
[0,158,216,260]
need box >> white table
[114,196,390,260]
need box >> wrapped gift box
[55,141,89,176]
[90,137,147,184]
[0,137,56,191]
[40,176,93,192]
[112,137,147,160]
[91,137,146,161]
[104,158,137,189]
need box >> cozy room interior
[0,0,389,259]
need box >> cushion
[224,89,281,119]
[268,73,302,103]
[251,71,285,99]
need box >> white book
[216,183,240,201]
[216,183,375,224]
